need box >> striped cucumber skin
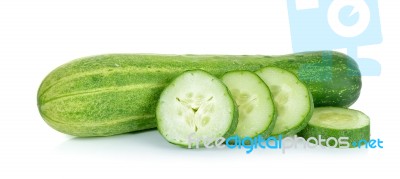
[38,51,361,136]
[298,107,370,148]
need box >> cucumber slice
[256,67,313,137]
[221,71,276,138]
[298,107,370,148]
[156,70,238,147]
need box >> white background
[0,0,399,178]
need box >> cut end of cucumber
[256,67,313,137]
[269,84,290,114]
[175,94,215,132]
[299,107,370,148]
[230,89,258,120]
[309,107,370,130]
[221,71,276,138]
[157,70,237,147]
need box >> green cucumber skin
[261,110,278,138]
[298,124,370,148]
[222,103,239,140]
[38,51,361,137]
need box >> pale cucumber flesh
[156,70,237,146]
[309,107,370,130]
[256,67,313,136]
[221,71,276,138]
[298,107,370,148]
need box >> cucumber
[256,67,313,137]
[298,107,370,148]
[221,71,276,138]
[38,51,361,136]
[156,70,238,147]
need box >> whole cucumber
[37,51,361,136]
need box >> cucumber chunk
[156,70,238,147]
[221,71,276,138]
[299,107,370,148]
[256,67,313,137]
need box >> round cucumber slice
[256,67,313,137]
[221,71,276,138]
[156,70,238,147]
[299,107,370,148]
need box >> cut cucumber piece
[221,71,276,138]
[298,107,370,148]
[256,67,313,137]
[156,70,238,147]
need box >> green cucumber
[156,70,238,147]
[38,51,361,136]
[221,71,276,138]
[298,107,370,148]
[256,67,313,137]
